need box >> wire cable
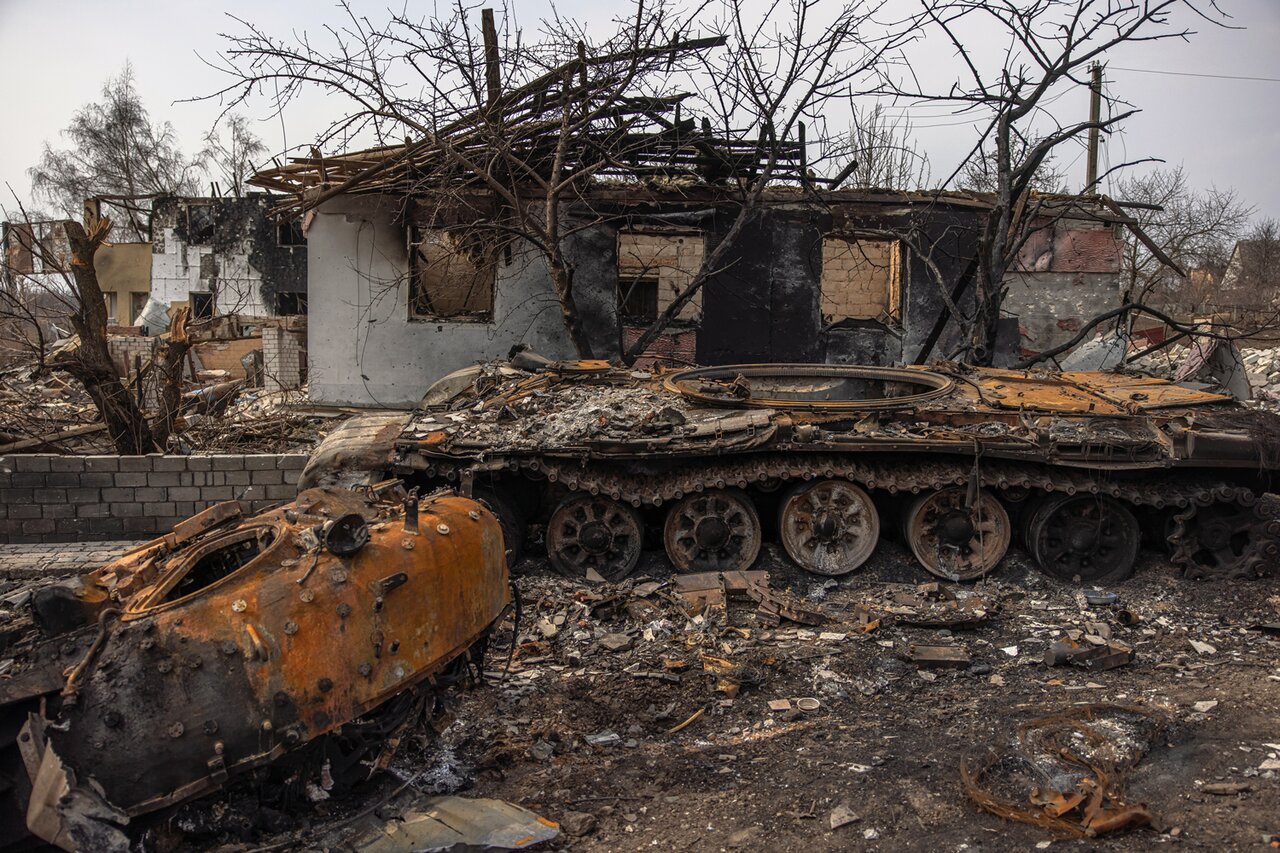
[1108,66,1280,84]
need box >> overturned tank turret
[0,484,510,851]
[304,359,1280,584]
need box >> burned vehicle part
[303,358,1280,583]
[0,486,510,851]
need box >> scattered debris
[908,644,972,668]
[320,790,559,851]
[962,705,1165,838]
[1044,640,1135,671]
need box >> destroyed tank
[303,356,1280,585]
[0,484,509,850]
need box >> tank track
[426,453,1279,580]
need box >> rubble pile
[0,360,116,453]
[0,350,342,455]
[426,539,1280,848]
[176,384,345,453]
[1129,343,1280,411]
[1242,346,1280,409]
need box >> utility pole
[1085,62,1103,193]
[481,8,501,112]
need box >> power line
[1108,65,1280,84]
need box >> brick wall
[0,454,308,544]
[820,237,900,322]
[617,231,705,323]
[263,327,305,391]
[107,335,155,377]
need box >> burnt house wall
[151,194,306,317]
[698,208,825,364]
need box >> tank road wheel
[546,494,643,582]
[905,487,1012,581]
[1172,502,1277,580]
[663,489,762,573]
[1026,495,1140,584]
[778,479,880,576]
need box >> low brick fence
[0,454,308,544]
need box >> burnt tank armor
[305,359,1280,585]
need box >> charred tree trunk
[56,219,159,454]
[151,306,192,450]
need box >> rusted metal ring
[663,363,954,411]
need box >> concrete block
[85,518,122,534]
[246,456,278,470]
[118,456,154,472]
[56,518,92,535]
[101,488,135,503]
[23,519,56,534]
[45,472,82,487]
[10,473,47,488]
[49,457,87,472]
[67,488,101,503]
[122,516,158,533]
[169,487,201,502]
[237,485,266,501]
[250,469,283,485]
[186,457,213,472]
[180,472,208,487]
[7,534,45,544]
[14,456,52,472]
[149,472,182,488]
[154,456,188,472]
[282,469,301,486]
[213,456,245,471]
[79,473,116,488]
[200,487,235,502]
[265,484,298,501]
[110,503,143,517]
[34,489,68,504]
[10,505,41,519]
[143,502,176,517]
[84,456,121,473]
[278,456,308,470]
[173,502,196,518]
[76,505,111,518]
[134,487,166,503]
[44,504,75,519]
[0,489,32,504]
[224,471,251,486]
[114,472,150,487]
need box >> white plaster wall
[307,194,577,407]
[1004,271,1123,352]
[150,227,270,316]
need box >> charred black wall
[698,208,826,365]
[151,194,307,316]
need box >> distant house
[1215,239,1280,323]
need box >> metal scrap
[0,485,512,850]
[961,704,1165,838]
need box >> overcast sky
[1,0,1277,221]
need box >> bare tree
[210,1,907,361]
[1113,166,1252,313]
[957,144,1068,195]
[836,102,930,190]
[875,0,1230,364]
[200,113,268,197]
[29,64,203,241]
[2,201,192,453]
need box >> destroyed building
[3,193,308,328]
[149,194,308,320]
[261,178,1128,408]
